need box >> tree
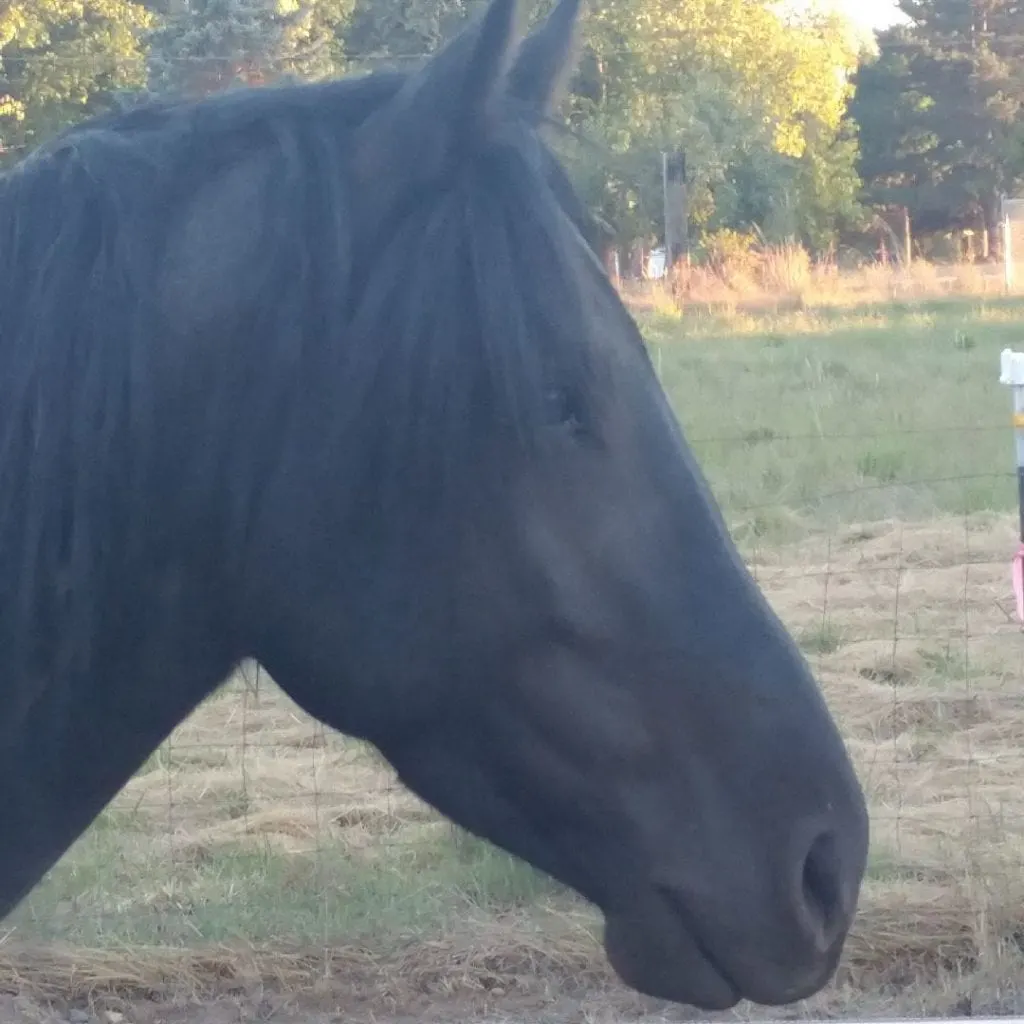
[344,0,866,249]
[714,117,866,251]
[0,0,153,158]
[565,0,864,247]
[146,0,352,97]
[344,0,483,66]
[852,0,1024,247]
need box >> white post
[999,349,1024,621]
[998,349,1024,490]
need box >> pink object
[1013,543,1024,623]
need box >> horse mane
[0,63,615,694]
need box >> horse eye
[544,385,586,436]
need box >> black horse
[0,0,869,1009]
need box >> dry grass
[8,513,1024,1018]
[758,515,1024,978]
[621,248,1007,319]
[6,297,1024,1019]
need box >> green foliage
[558,0,865,248]
[695,227,762,273]
[581,0,858,160]
[0,0,912,255]
[344,0,484,65]
[852,0,1024,240]
[147,0,353,97]
[0,0,153,155]
[343,0,867,250]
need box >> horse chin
[602,903,741,1011]
[602,887,847,1011]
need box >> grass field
[6,296,1024,1024]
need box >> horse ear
[506,0,582,116]
[353,0,521,187]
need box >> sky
[838,0,903,31]
[786,0,905,36]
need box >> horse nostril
[800,830,843,946]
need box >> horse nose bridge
[677,653,868,883]
[738,717,866,845]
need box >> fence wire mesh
[6,400,1024,1020]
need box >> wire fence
[1,407,1023,1022]
[2,422,1021,970]
[5,20,1024,1024]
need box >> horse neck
[0,561,238,920]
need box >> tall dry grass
[623,237,1007,318]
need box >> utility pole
[662,150,688,269]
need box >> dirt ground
[0,990,793,1024]
[8,970,1024,1024]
